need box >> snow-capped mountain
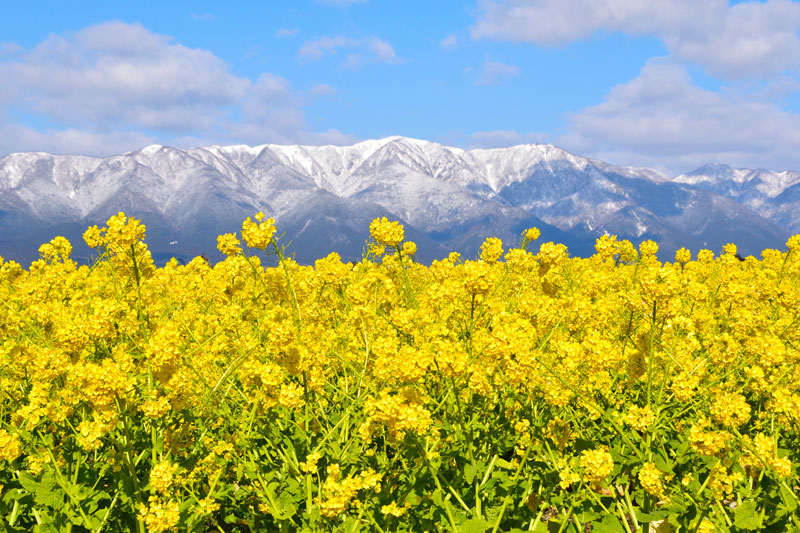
[0,137,792,265]
[674,164,800,234]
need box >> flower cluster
[241,211,276,249]
[1,213,799,531]
[369,217,404,247]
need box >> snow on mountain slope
[0,137,792,266]
[674,163,800,232]
[675,164,800,198]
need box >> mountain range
[1,136,797,265]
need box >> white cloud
[0,22,356,155]
[190,12,215,21]
[0,124,157,156]
[665,0,800,78]
[309,84,337,97]
[367,37,399,62]
[0,22,248,131]
[0,42,22,56]
[558,60,800,173]
[474,59,520,86]
[298,35,401,67]
[472,0,800,79]
[298,36,350,60]
[275,27,299,38]
[440,34,458,51]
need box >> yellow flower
[300,452,322,474]
[689,420,732,456]
[696,519,716,533]
[639,240,659,257]
[216,233,242,256]
[771,456,792,478]
[105,212,146,249]
[241,214,276,249]
[674,247,691,263]
[594,234,619,260]
[638,462,668,500]
[369,217,404,247]
[556,458,580,489]
[463,260,493,294]
[480,237,503,263]
[363,389,433,441]
[317,465,382,517]
[697,249,715,262]
[787,234,800,252]
[710,392,750,427]
[623,405,655,432]
[523,227,541,242]
[0,430,23,462]
[150,461,179,494]
[83,224,104,248]
[381,502,409,517]
[579,448,614,484]
[708,465,743,499]
[138,496,180,532]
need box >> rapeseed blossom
[369,217,404,247]
[0,212,798,530]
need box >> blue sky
[2,0,800,174]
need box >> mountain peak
[688,163,733,175]
[1,137,796,268]
[136,144,166,155]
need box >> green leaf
[634,508,669,523]
[432,489,444,508]
[16,471,41,493]
[459,516,490,533]
[275,490,298,520]
[780,485,798,513]
[591,513,626,533]
[465,463,476,484]
[734,500,762,530]
[530,523,550,533]
[405,490,422,506]
[653,454,671,472]
[495,459,514,470]
[18,472,66,511]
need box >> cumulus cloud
[474,59,520,86]
[0,22,352,156]
[0,22,248,132]
[275,27,299,37]
[0,124,157,156]
[440,34,458,51]
[0,42,22,56]
[472,0,800,79]
[558,60,800,173]
[309,84,337,97]
[298,35,401,67]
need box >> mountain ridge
[0,137,795,265]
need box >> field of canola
[1,212,799,532]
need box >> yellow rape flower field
[1,212,800,533]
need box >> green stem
[490,444,531,533]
